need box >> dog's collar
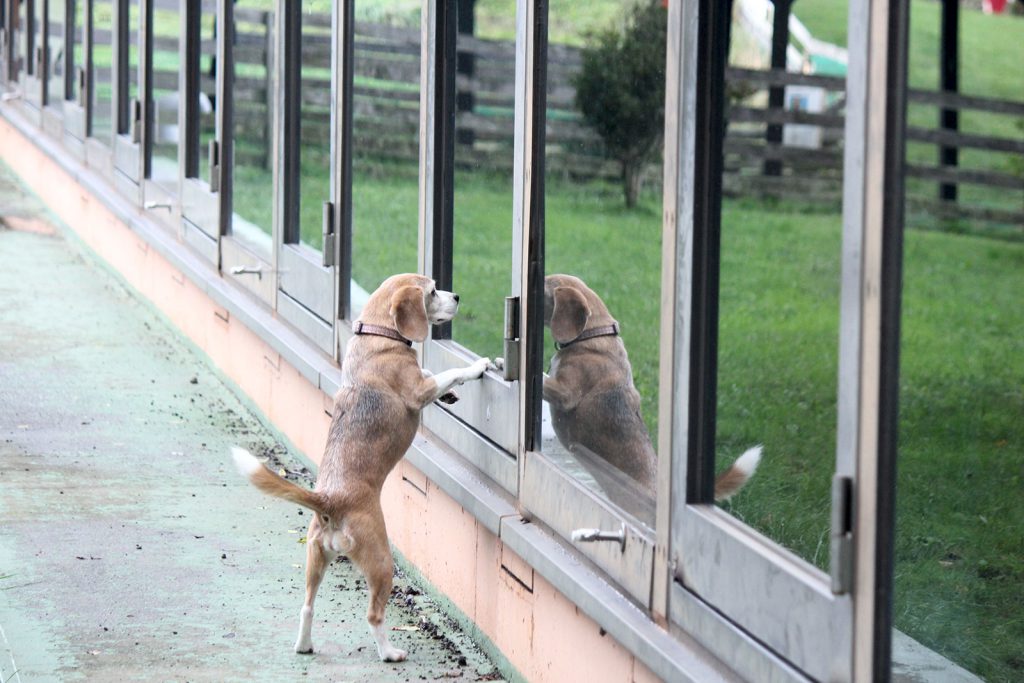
[556,322,620,350]
[352,321,412,346]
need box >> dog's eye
[321,514,330,525]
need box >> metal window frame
[62,0,91,153]
[509,0,660,608]
[112,0,143,197]
[655,0,908,681]
[82,0,117,168]
[275,0,336,356]
[138,0,183,225]
[39,0,66,136]
[21,0,44,109]
[1,0,12,84]
[179,0,222,264]
[417,0,519,495]
[218,0,278,307]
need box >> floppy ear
[550,286,590,345]
[390,285,429,342]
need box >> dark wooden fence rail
[141,12,1024,232]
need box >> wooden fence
[140,8,1024,232]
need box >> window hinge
[830,474,854,595]
[208,139,221,192]
[502,296,520,381]
[129,97,142,143]
[322,201,336,267]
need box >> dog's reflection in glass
[542,274,761,523]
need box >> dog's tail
[231,446,326,515]
[713,445,763,502]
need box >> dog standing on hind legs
[231,273,491,662]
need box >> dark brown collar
[352,321,412,346]
[556,322,620,350]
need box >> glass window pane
[712,0,849,571]
[536,2,665,529]
[47,0,64,107]
[892,3,1023,679]
[296,2,331,251]
[349,1,420,315]
[150,2,180,191]
[91,0,113,141]
[189,5,216,184]
[230,0,274,256]
[127,0,139,118]
[448,6,513,361]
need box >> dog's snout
[453,293,460,303]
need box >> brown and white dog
[232,274,490,662]
[543,274,761,503]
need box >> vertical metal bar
[280,0,300,243]
[84,0,94,133]
[656,0,699,621]
[182,0,199,178]
[216,0,233,241]
[429,0,456,339]
[63,0,74,101]
[686,0,732,504]
[140,0,151,178]
[522,0,546,452]
[841,0,908,679]
[336,0,354,322]
[763,0,791,177]
[40,0,48,104]
[114,0,127,135]
[26,0,35,78]
[939,0,958,201]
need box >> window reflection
[296,2,330,252]
[538,2,666,528]
[91,1,114,142]
[713,0,848,570]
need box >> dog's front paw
[489,357,505,372]
[468,357,490,380]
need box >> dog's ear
[390,285,429,342]
[550,286,590,345]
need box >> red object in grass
[983,0,1008,13]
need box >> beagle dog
[232,274,490,662]
[544,274,761,504]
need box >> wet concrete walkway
[0,163,501,682]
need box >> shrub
[574,1,668,208]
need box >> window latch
[208,139,220,192]
[830,474,854,595]
[129,98,142,144]
[76,67,87,107]
[321,201,336,267]
[230,265,263,280]
[501,296,520,381]
[571,524,626,552]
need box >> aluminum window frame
[83,0,117,169]
[218,0,277,307]
[273,0,338,357]
[178,0,223,264]
[61,0,91,153]
[111,0,143,197]
[656,0,908,681]
[416,0,519,495]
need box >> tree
[574,1,667,208]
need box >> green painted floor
[0,163,501,683]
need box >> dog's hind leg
[295,532,333,654]
[349,509,406,662]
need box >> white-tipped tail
[713,445,764,502]
[231,446,264,478]
[733,445,763,476]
